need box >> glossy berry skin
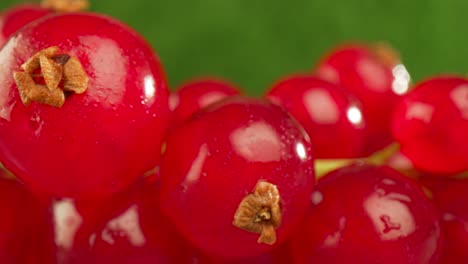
[170,78,240,130]
[315,43,410,154]
[291,164,442,264]
[392,76,468,175]
[195,244,292,264]
[54,176,193,263]
[266,75,366,158]
[0,13,170,198]
[0,4,51,47]
[420,177,468,264]
[160,97,315,258]
[0,178,55,264]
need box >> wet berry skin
[315,43,410,154]
[0,4,51,47]
[0,13,170,198]
[420,177,468,264]
[0,178,55,264]
[392,76,468,175]
[170,78,240,130]
[54,176,194,263]
[266,75,366,158]
[160,97,315,258]
[291,164,442,264]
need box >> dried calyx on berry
[233,181,282,245]
[41,0,89,12]
[13,46,89,108]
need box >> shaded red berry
[160,97,315,257]
[291,164,442,264]
[392,76,468,175]
[54,177,194,263]
[0,178,55,264]
[266,75,366,158]
[420,176,468,264]
[170,78,240,129]
[0,4,51,47]
[0,13,171,199]
[315,43,410,154]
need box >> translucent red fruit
[392,76,468,175]
[0,13,170,198]
[170,78,240,130]
[0,178,55,264]
[54,177,194,263]
[266,75,366,158]
[420,177,468,264]
[0,4,51,47]
[315,43,411,154]
[195,244,292,264]
[291,164,442,264]
[160,97,315,258]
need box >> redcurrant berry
[315,43,411,154]
[54,176,194,263]
[291,164,442,264]
[160,97,315,257]
[0,4,51,47]
[420,176,468,264]
[0,13,170,198]
[0,178,55,263]
[170,77,240,130]
[266,74,366,158]
[392,76,468,175]
[0,0,89,47]
[195,244,291,264]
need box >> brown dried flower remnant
[372,42,401,69]
[13,47,89,108]
[233,181,282,245]
[41,0,89,12]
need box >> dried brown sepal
[233,181,282,245]
[62,57,88,94]
[371,42,401,68]
[13,72,34,105]
[26,84,65,108]
[39,55,63,91]
[41,0,89,12]
[21,47,60,73]
[14,47,89,108]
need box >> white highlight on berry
[392,64,411,95]
[304,89,340,124]
[405,102,434,123]
[143,75,156,106]
[295,142,307,160]
[53,199,83,250]
[311,191,323,205]
[101,205,146,246]
[346,105,363,125]
[450,84,468,119]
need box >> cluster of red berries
[0,1,466,263]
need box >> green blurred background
[2,0,468,95]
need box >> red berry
[170,78,240,130]
[0,4,51,47]
[0,178,55,263]
[392,76,468,175]
[54,177,194,263]
[291,164,442,264]
[0,13,170,198]
[420,176,468,264]
[160,97,315,257]
[195,244,292,264]
[266,75,366,158]
[315,43,410,154]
